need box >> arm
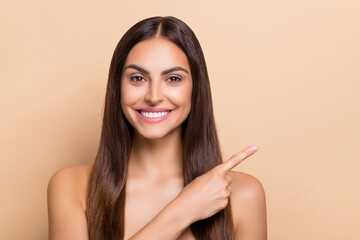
[128,197,194,240]
[130,146,260,239]
[47,167,89,240]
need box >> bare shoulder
[228,170,265,200]
[47,165,92,240]
[228,170,267,239]
[49,165,92,183]
[48,165,92,208]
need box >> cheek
[121,83,143,107]
[168,85,192,110]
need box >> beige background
[1,0,359,239]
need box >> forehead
[123,37,190,72]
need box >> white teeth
[140,111,170,118]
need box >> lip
[136,108,173,123]
[137,107,172,112]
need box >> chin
[139,131,168,140]
[135,126,181,140]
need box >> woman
[47,16,267,240]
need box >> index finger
[218,145,258,173]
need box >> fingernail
[251,145,258,151]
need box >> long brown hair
[86,16,235,240]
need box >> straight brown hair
[86,16,235,240]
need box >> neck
[128,127,183,181]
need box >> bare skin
[47,37,267,239]
[47,153,266,239]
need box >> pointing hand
[176,145,258,223]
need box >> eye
[130,75,145,83]
[167,75,182,84]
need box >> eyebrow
[123,64,189,75]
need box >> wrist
[166,196,196,228]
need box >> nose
[144,80,164,105]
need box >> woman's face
[121,37,192,140]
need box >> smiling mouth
[137,110,172,119]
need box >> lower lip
[136,110,172,123]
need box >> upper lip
[137,107,172,112]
